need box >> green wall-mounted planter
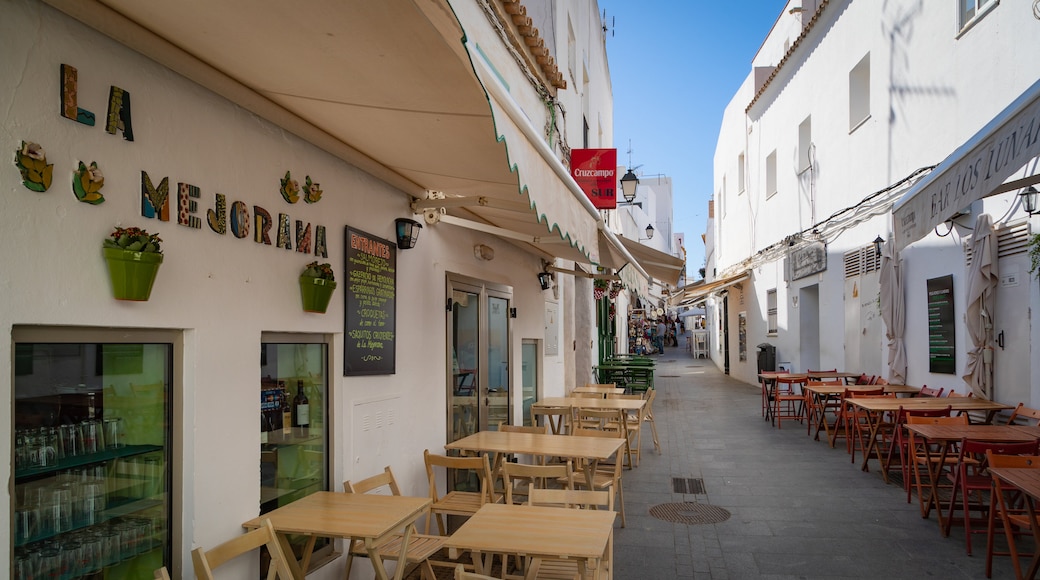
[299,276,336,313]
[103,247,163,301]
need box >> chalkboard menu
[344,226,396,375]
[926,274,956,374]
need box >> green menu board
[926,274,956,374]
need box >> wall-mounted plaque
[789,241,827,280]
[926,274,956,374]
[344,226,396,375]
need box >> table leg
[1023,495,1040,579]
[918,438,950,535]
[365,535,391,580]
[858,410,887,481]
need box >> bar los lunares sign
[893,79,1040,251]
[570,149,617,209]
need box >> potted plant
[299,261,336,313]
[102,226,163,301]
[593,278,608,301]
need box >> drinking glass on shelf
[14,504,38,546]
[103,417,125,449]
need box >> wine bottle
[293,380,310,434]
[279,382,292,436]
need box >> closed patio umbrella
[963,213,998,399]
[879,240,907,384]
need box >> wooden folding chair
[343,466,447,580]
[986,450,1040,579]
[531,405,572,435]
[423,450,498,535]
[569,427,626,527]
[501,460,574,505]
[191,519,294,580]
[154,568,171,580]
[525,486,614,579]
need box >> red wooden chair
[919,385,945,397]
[829,387,883,451]
[773,376,807,430]
[885,405,953,492]
[944,438,1040,556]
[986,450,1040,579]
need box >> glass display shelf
[14,496,163,547]
[14,444,162,482]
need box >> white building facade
[707,0,1040,397]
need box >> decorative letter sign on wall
[570,148,617,210]
[926,274,956,374]
[344,226,397,376]
[789,241,827,280]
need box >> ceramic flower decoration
[14,141,54,192]
[280,170,300,204]
[304,175,323,204]
[73,161,106,204]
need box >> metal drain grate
[650,502,731,525]
[672,477,706,494]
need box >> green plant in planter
[102,226,164,300]
[302,261,334,281]
[300,261,336,313]
[104,226,163,254]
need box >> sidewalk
[615,347,1018,579]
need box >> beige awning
[615,238,685,288]
[669,271,750,307]
[47,0,630,269]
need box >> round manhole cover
[649,502,731,525]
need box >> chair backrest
[854,373,871,385]
[575,407,625,429]
[808,369,837,373]
[905,414,968,426]
[191,519,293,580]
[840,387,883,403]
[958,438,1040,466]
[986,450,1040,469]
[455,563,498,580]
[776,376,806,394]
[531,405,572,434]
[423,450,496,504]
[498,422,549,435]
[1007,403,1040,426]
[528,486,611,509]
[918,385,944,397]
[946,391,966,398]
[501,460,574,504]
[895,404,952,424]
[875,377,889,385]
[154,567,171,580]
[344,465,401,495]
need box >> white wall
[1,2,572,577]
[711,0,1040,389]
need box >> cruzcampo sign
[570,148,617,210]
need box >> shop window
[12,327,175,578]
[849,53,870,131]
[259,336,329,572]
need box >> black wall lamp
[641,224,655,240]
[537,271,554,291]
[620,169,639,203]
[872,235,885,257]
[1021,186,1039,215]
[395,218,422,250]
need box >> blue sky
[598,1,785,278]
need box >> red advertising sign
[570,148,617,209]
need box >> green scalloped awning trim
[454,35,596,264]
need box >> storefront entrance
[446,275,513,443]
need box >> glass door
[447,276,513,443]
[12,327,173,580]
